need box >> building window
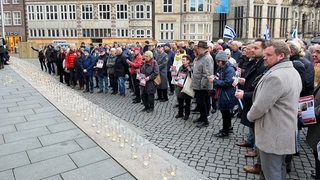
[234,6,243,38]
[12,11,21,25]
[70,29,76,37]
[99,4,110,20]
[37,29,45,37]
[207,0,212,12]
[253,5,262,38]
[82,4,93,20]
[146,29,151,38]
[62,29,69,37]
[4,12,11,25]
[35,6,43,20]
[82,28,111,37]
[163,0,173,13]
[3,0,9,4]
[61,5,68,20]
[47,29,59,37]
[46,5,58,20]
[12,0,19,4]
[136,5,144,19]
[183,0,187,12]
[146,5,151,19]
[280,7,289,38]
[190,0,204,12]
[136,29,145,38]
[27,6,35,21]
[267,6,276,38]
[160,23,174,40]
[117,4,128,19]
[218,13,227,38]
[117,29,128,37]
[61,5,76,20]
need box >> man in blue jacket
[81,48,96,93]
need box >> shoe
[311,172,317,179]
[141,108,149,112]
[146,108,154,113]
[111,92,117,95]
[97,90,103,93]
[90,91,93,94]
[132,100,141,104]
[214,131,228,137]
[105,90,109,93]
[196,122,209,128]
[236,141,253,148]
[159,99,168,102]
[83,89,89,93]
[192,118,202,123]
[183,116,189,120]
[175,114,183,118]
[211,109,217,114]
[245,150,257,157]
[243,164,262,174]
[169,92,174,96]
[293,152,300,156]
[191,108,200,114]
[155,97,162,101]
[174,104,179,108]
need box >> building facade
[0,0,26,51]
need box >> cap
[157,44,165,48]
[224,49,231,55]
[216,45,223,51]
[215,51,228,62]
[132,47,140,51]
[217,39,224,44]
[197,41,208,49]
[144,51,153,58]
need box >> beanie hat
[84,48,90,53]
[215,51,228,62]
[144,51,153,58]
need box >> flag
[263,24,270,40]
[292,27,298,39]
[223,25,236,40]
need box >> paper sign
[299,95,317,125]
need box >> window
[82,4,93,20]
[280,7,289,38]
[99,4,110,20]
[146,29,151,38]
[207,0,212,12]
[13,0,19,4]
[70,29,76,37]
[136,5,144,19]
[4,12,11,25]
[267,6,276,38]
[190,0,204,12]
[160,23,174,40]
[218,13,227,38]
[27,6,35,21]
[117,29,128,37]
[117,4,128,19]
[3,0,9,4]
[47,29,59,37]
[82,28,111,37]
[146,5,151,18]
[136,29,145,38]
[253,5,262,38]
[38,29,45,37]
[46,5,58,20]
[163,0,173,13]
[61,5,68,20]
[183,0,187,12]
[62,29,69,37]
[234,6,244,38]
[13,11,21,25]
[35,6,43,20]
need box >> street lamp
[0,0,5,39]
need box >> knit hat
[215,51,228,62]
[144,51,153,58]
[84,48,90,53]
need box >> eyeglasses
[316,50,320,54]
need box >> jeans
[98,74,109,91]
[247,127,256,150]
[118,76,126,95]
[297,129,301,152]
[84,75,93,92]
[47,62,55,74]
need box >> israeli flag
[263,24,270,40]
[292,27,298,39]
[223,25,236,40]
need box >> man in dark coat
[155,44,169,102]
[31,46,47,72]
[96,49,109,93]
[0,38,5,69]
[164,43,175,96]
[114,47,129,96]
[81,48,96,93]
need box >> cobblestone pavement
[24,57,316,179]
[0,64,135,180]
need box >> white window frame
[117,29,128,37]
[163,0,173,13]
[12,11,21,25]
[12,0,19,4]
[4,11,11,25]
[3,0,9,4]
[35,5,43,20]
[207,0,212,12]
[46,5,58,20]
[160,23,174,40]
[190,0,204,12]
[27,6,35,21]
[116,4,128,20]
[82,4,93,20]
[135,5,144,19]
[146,5,151,19]
[146,29,151,38]
[99,4,111,20]
[136,29,145,38]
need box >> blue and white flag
[223,25,236,40]
[263,24,270,40]
[292,27,298,39]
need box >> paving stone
[47,121,76,133]
[33,106,57,114]
[0,108,8,113]
[15,118,58,131]
[0,170,14,180]
[0,135,4,145]
[69,146,109,167]
[61,159,129,180]
[42,175,63,180]
[0,124,16,134]
[4,126,50,143]
[0,116,26,126]
[111,173,136,180]
[1,109,35,119]
[25,110,62,122]
[0,138,42,157]
[8,103,42,112]
[0,152,30,171]
[39,129,85,146]
[0,97,25,104]
[75,136,97,149]
[14,155,77,180]
[27,141,82,163]
[0,102,17,108]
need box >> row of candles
[9,60,177,179]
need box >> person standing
[140,51,159,113]
[45,45,56,75]
[64,45,77,87]
[127,46,143,103]
[107,48,117,94]
[0,38,6,69]
[96,49,109,93]
[164,43,175,96]
[81,48,96,93]
[155,44,169,102]
[191,41,213,128]
[31,46,47,72]
[56,48,66,83]
[74,50,84,90]
[114,47,129,97]
[247,40,302,180]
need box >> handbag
[154,74,161,86]
[181,73,195,98]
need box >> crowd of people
[31,38,320,180]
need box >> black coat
[240,58,266,128]
[56,53,65,76]
[140,59,159,94]
[114,53,129,77]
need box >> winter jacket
[81,54,96,76]
[106,55,117,75]
[129,53,142,75]
[114,53,129,77]
[65,51,76,69]
[191,51,213,90]
[140,59,159,94]
[156,52,168,89]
